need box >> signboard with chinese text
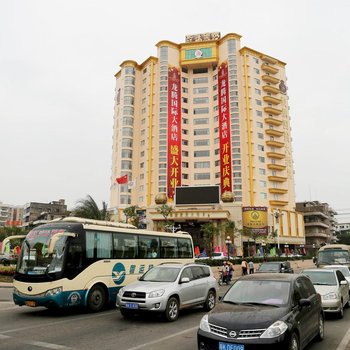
[185,32,220,42]
[218,62,232,194]
[167,67,182,200]
[242,207,268,236]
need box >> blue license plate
[219,342,244,350]
[125,302,139,309]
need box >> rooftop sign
[185,32,220,43]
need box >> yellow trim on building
[267,164,286,171]
[156,40,180,50]
[266,140,285,148]
[261,63,279,74]
[265,129,284,137]
[239,47,286,66]
[265,117,283,126]
[147,61,155,206]
[243,52,254,206]
[268,176,287,182]
[267,152,285,159]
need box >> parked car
[116,263,218,322]
[197,252,228,260]
[301,268,350,318]
[198,273,324,350]
[0,253,17,266]
[256,261,294,273]
[322,265,350,291]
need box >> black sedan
[198,273,324,350]
[256,261,294,273]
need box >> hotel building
[110,32,305,255]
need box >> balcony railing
[269,200,288,207]
[269,188,288,194]
[261,55,278,65]
[261,63,279,74]
[267,151,285,159]
[263,96,281,105]
[265,117,283,126]
[266,140,285,148]
[267,164,286,171]
[263,85,280,94]
[268,175,287,182]
[264,107,282,115]
[262,75,280,84]
[265,129,284,137]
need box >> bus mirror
[48,232,77,254]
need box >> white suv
[116,263,218,321]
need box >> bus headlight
[149,289,165,298]
[45,287,62,296]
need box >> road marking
[336,325,350,350]
[0,309,115,334]
[125,326,198,350]
[28,341,72,349]
[0,334,11,339]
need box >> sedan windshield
[258,263,280,272]
[140,267,180,282]
[302,271,337,285]
[223,280,290,306]
[17,227,68,275]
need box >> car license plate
[125,302,139,309]
[25,301,37,307]
[219,342,244,350]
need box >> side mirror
[180,277,190,284]
[281,267,285,273]
[340,280,348,286]
[299,298,311,307]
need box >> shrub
[0,266,16,276]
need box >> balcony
[265,117,282,126]
[269,188,288,194]
[261,55,278,65]
[269,200,288,207]
[268,164,286,171]
[262,75,280,84]
[263,96,281,105]
[266,140,285,148]
[267,151,285,159]
[268,175,287,182]
[265,129,284,137]
[261,63,279,74]
[305,221,329,229]
[264,107,282,115]
[263,85,280,94]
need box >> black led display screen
[175,186,220,205]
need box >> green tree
[337,230,350,245]
[222,220,239,257]
[123,205,140,227]
[72,195,110,220]
[156,204,174,231]
[201,222,220,258]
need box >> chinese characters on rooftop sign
[185,32,220,43]
[167,67,182,200]
[218,62,232,195]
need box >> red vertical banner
[167,66,182,200]
[218,62,232,194]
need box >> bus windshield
[317,249,350,265]
[17,227,69,275]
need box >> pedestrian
[241,259,248,275]
[228,262,234,282]
[221,261,229,283]
[248,260,254,274]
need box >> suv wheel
[316,313,324,341]
[203,290,216,311]
[164,297,179,322]
[338,300,344,319]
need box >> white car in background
[322,265,350,292]
[197,252,227,260]
[302,268,350,318]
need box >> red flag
[116,174,128,184]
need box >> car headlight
[199,314,211,332]
[45,287,62,297]
[323,292,338,300]
[13,287,19,295]
[149,289,165,298]
[260,320,288,338]
[118,287,125,297]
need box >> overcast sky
[1,0,350,221]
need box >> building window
[194,107,209,115]
[194,161,210,168]
[194,173,210,180]
[194,118,209,125]
[259,168,266,175]
[194,128,209,135]
[255,88,261,95]
[256,110,262,117]
[258,145,264,151]
[194,139,209,146]
[194,150,210,157]
[193,87,208,94]
[259,156,265,163]
[193,77,208,84]
[193,97,209,104]
[259,192,267,199]
[259,180,266,188]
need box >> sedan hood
[124,281,173,293]
[313,285,338,296]
[208,302,288,329]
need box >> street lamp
[225,236,232,261]
[272,209,284,251]
[285,243,289,258]
[261,240,266,259]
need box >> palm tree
[72,195,110,220]
[201,222,220,258]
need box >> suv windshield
[223,280,290,306]
[140,266,180,282]
[318,250,350,265]
[17,227,68,275]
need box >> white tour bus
[315,244,350,267]
[13,217,194,311]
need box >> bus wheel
[87,285,106,312]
